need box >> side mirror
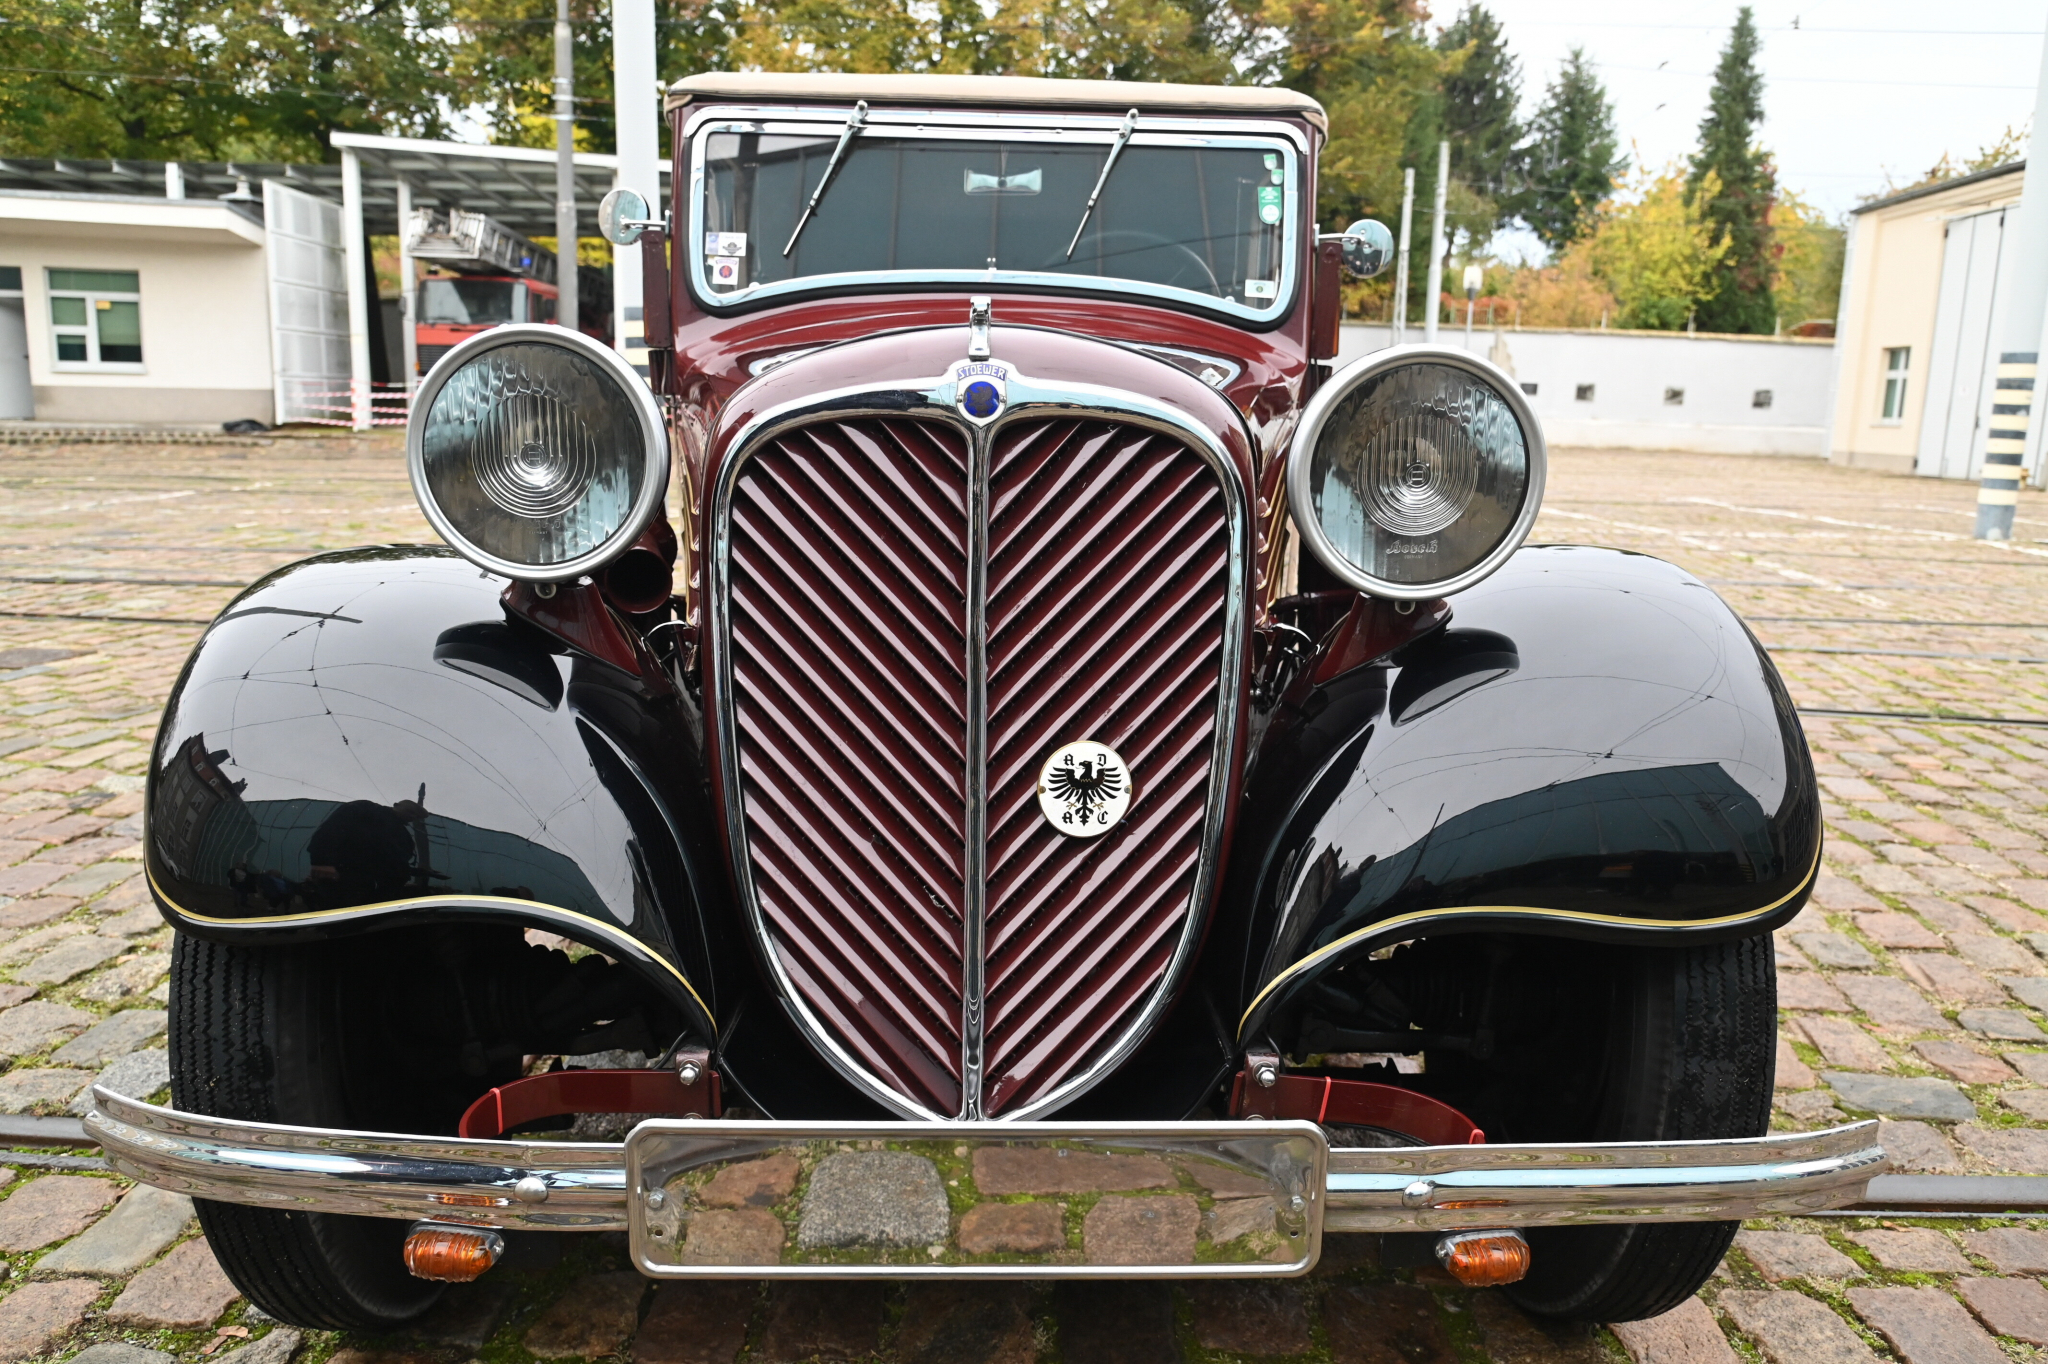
[1323,219,1393,279]
[599,187,664,247]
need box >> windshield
[420,278,518,325]
[694,125,1297,317]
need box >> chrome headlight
[1286,346,1544,600]
[407,325,667,581]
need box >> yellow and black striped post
[1977,351,2034,540]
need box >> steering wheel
[1045,230,1223,296]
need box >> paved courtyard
[0,433,2041,1364]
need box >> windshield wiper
[783,100,868,258]
[1064,108,1140,261]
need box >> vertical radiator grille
[983,419,1230,1113]
[723,412,1234,1118]
[726,418,970,1115]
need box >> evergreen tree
[1432,5,1522,236]
[1519,48,1623,251]
[1687,6,1776,334]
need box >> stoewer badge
[951,359,1009,426]
[1038,740,1133,838]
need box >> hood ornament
[1038,740,1133,838]
[952,296,1007,425]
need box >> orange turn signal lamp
[403,1222,506,1282]
[1434,1229,1531,1287]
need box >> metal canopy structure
[0,137,672,429]
[0,142,663,238]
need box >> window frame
[46,269,145,374]
[681,106,1309,330]
[1878,346,1910,425]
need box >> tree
[1583,165,1727,330]
[1408,4,1521,240]
[1687,6,1775,334]
[1260,0,1458,232]
[1519,48,1623,251]
[1501,247,1616,328]
[0,0,454,161]
[1773,188,1844,331]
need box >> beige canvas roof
[665,73,1326,130]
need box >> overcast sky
[1473,0,2048,257]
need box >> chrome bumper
[87,1087,1883,1264]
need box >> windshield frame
[681,105,1308,328]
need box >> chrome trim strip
[680,105,1315,154]
[405,323,670,584]
[92,1088,1882,1247]
[682,114,1302,326]
[960,418,992,1120]
[1323,1122,1885,1232]
[707,359,1250,1122]
[1283,343,1549,603]
[88,1087,631,1231]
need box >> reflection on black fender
[144,548,725,1034]
[1222,545,1821,1043]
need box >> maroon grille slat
[722,409,1233,1119]
[727,418,970,1116]
[982,418,1229,1114]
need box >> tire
[169,931,454,1331]
[1504,933,1776,1323]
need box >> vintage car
[94,72,1879,1329]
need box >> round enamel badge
[1037,740,1133,838]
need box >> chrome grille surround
[707,366,1249,1121]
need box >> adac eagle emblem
[1037,740,1134,838]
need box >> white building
[0,190,272,425]
[0,145,661,430]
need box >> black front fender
[146,548,726,1037]
[1220,544,1819,1045]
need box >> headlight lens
[408,327,666,580]
[1287,348,1544,599]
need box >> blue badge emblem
[951,359,1009,426]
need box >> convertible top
[664,72,1327,130]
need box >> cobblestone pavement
[0,435,2045,1364]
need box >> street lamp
[1462,264,1484,346]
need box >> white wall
[0,191,273,425]
[1336,324,1837,456]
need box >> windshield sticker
[704,232,748,258]
[1257,186,1283,225]
[964,169,1042,195]
[710,258,742,288]
[1244,280,1278,300]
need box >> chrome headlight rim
[405,323,669,583]
[1285,343,1547,602]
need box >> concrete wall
[1336,323,1836,456]
[1828,166,2024,475]
[0,191,274,426]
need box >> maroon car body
[114,73,1869,1329]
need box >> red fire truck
[408,210,561,375]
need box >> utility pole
[1979,21,2048,534]
[1424,140,1448,344]
[1393,168,1414,345]
[554,0,578,335]
[613,0,658,372]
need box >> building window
[47,269,142,369]
[1753,389,1774,409]
[1520,382,1538,396]
[1664,387,1685,406]
[1880,346,1910,422]
[0,267,19,294]
[1575,384,1595,402]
